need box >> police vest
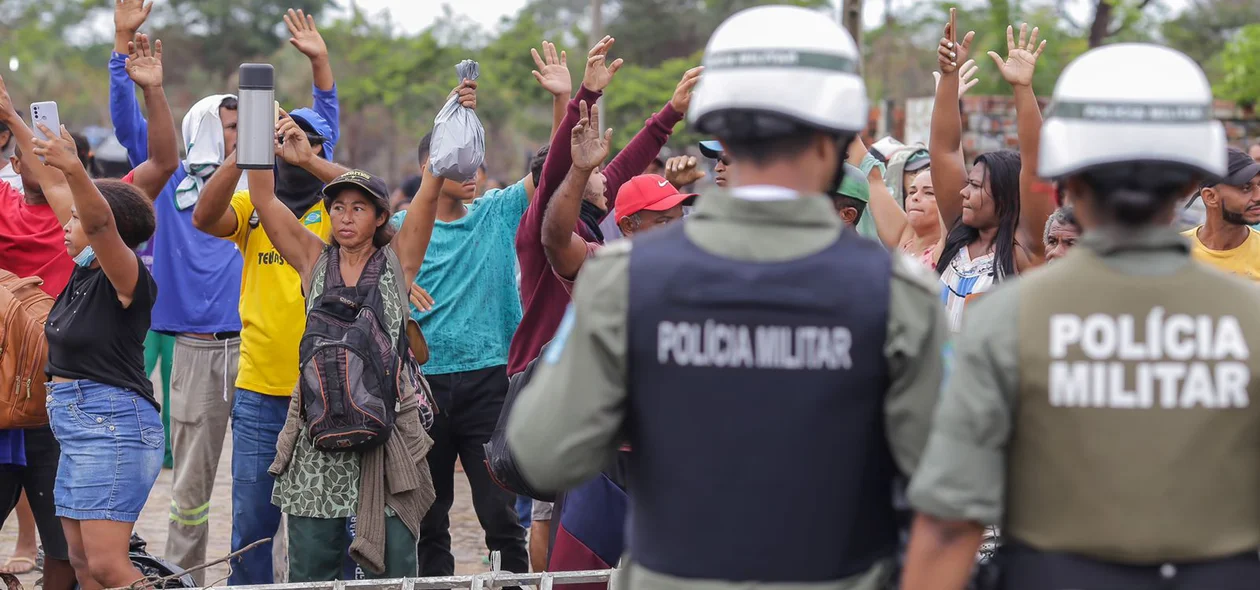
[1010,246,1260,563]
[625,223,898,582]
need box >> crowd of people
[1,1,1260,590]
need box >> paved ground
[1,434,495,588]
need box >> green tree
[0,0,110,127]
[602,0,828,67]
[601,54,700,151]
[1162,0,1260,82]
[1217,23,1260,108]
[154,0,326,84]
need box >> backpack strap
[325,246,345,288]
[382,248,408,312]
[305,247,334,312]
[358,247,389,289]
[383,247,431,366]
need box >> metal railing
[226,553,618,590]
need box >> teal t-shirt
[390,181,528,375]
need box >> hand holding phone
[30,101,61,162]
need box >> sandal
[0,556,37,575]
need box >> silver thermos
[237,64,275,170]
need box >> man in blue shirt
[109,1,339,584]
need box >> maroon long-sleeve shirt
[509,86,683,374]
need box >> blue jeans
[515,495,532,528]
[229,389,290,585]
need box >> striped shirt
[939,247,997,333]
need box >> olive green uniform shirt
[909,226,1229,525]
[507,189,949,590]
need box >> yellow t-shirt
[227,191,331,396]
[1183,226,1260,281]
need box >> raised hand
[582,36,624,93]
[284,8,328,63]
[933,59,979,98]
[274,115,315,167]
[31,124,83,174]
[125,33,163,89]
[448,79,478,110]
[0,74,16,123]
[665,156,706,188]
[669,67,704,114]
[531,41,571,97]
[114,0,152,36]
[571,100,612,172]
[988,24,1046,87]
[938,20,976,74]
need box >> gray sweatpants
[164,336,240,585]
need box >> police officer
[506,6,949,590]
[902,44,1260,590]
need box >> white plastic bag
[429,60,485,181]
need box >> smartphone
[30,101,60,161]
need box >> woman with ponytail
[928,19,1057,331]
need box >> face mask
[579,200,606,243]
[73,245,96,268]
[274,160,325,218]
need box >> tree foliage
[155,0,326,83]
[603,0,829,67]
[1217,23,1260,108]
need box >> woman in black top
[33,123,159,590]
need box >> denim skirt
[45,380,163,522]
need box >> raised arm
[277,110,347,184]
[123,34,179,200]
[192,150,243,237]
[110,0,153,164]
[300,153,349,183]
[34,125,142,304]
[602,67,698,211]
[285,9,339,147]
[851,138,911,249]
[531,41,572,143]
[246,125,325,281]
[0,78,72,225]
[545,101,609,281]
[929,19,975,228]
[395,166,442,287]
[395,81,476,284]
[989,24,1054,263]
[517,38,617,239]
[286,9,334,93]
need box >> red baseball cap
[616,174,697,221]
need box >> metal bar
[223,569,616,590]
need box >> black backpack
[484,340,555,502]
[299,246,402,452]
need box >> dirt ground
[0,434,497,588]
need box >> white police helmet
[1039,44,1226,179]
[689,5,868,139]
